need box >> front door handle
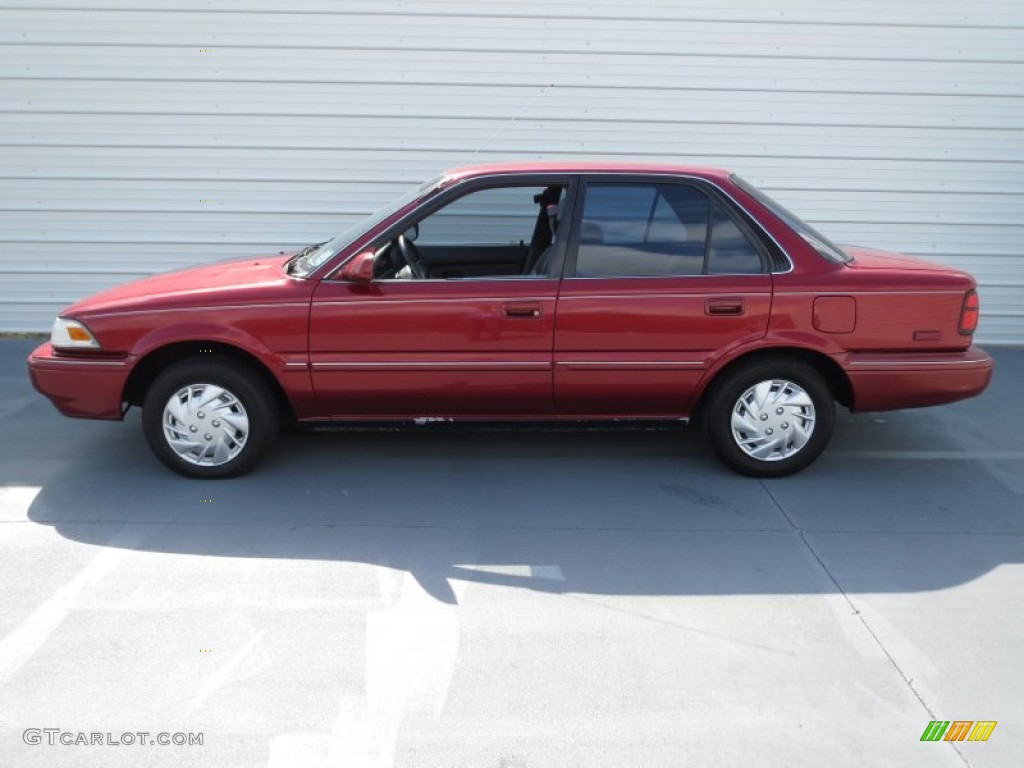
[502,301,542,318]
[705,298,745,316]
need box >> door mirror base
[338,250,376,282]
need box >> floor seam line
[758,480,973,768]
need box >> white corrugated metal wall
[1,0,1022,342]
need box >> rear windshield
[730,174,851,264]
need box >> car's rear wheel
[704,358,834,477]
[142,358,278,478]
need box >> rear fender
[688,333,847,413]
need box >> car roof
[441,161,733,183]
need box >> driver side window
[376,184,567,280]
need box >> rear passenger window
[707,204,764,274]
[583,185,658,243]
[573,182,763,277]
[648,195,690,244]
[575,183,709,277]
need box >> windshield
[287,175,445,277]
[730,174,851,264]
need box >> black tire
[142,357,279,478]
[703,357,835,478]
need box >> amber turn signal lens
[66,326,93,341]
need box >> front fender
[118,319,320,419]
[130,322,284,370]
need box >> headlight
[51,317,101,349]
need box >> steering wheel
[396,235,427,279]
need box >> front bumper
[843,345,994,412]
[27,342,134,420]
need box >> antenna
[463,83,555,163]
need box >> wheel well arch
[123,340,295,420]
[694,346,853,415]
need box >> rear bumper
[843,345,993,412]
[27,342,132,420]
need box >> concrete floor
[0,339,1021,767]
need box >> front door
[308,181,571,417]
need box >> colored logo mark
[921,720,996,742]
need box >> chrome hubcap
[731,379,815,462]
[162,383,249,466]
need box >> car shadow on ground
[11,378,1024,605]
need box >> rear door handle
[705,298,745,316]
[502,301,542,318]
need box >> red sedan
[27,162,993,478]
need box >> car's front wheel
[704,358,835,477]
[142,358,279,478]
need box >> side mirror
[338,250,376,282]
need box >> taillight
[958,289,979,335]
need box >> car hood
[63,254,297,316]
[842,245,956,272]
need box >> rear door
[553,177,773,416]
